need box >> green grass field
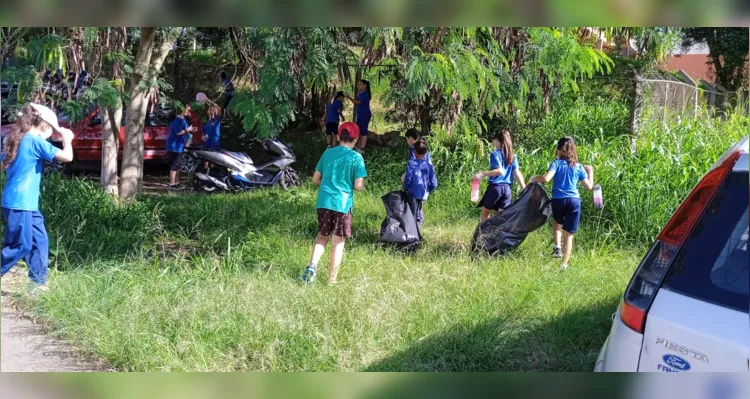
[7,101,745,372]
[17,179,639,372]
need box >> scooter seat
[222,150,253,165]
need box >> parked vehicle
[0,105,204,174]
[1,81,19,123]
[183,139,301,193]
[594,136,749,372]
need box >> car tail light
[619,149,743,333]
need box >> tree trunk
[541,70,551,114]
[120,27,181,200]
[309,84,328,129]
[69,27,86,75]
[100,27,126,196]
[419,93,432,134]
[100,106,121,195]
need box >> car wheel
[43,159,66,176]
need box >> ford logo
[663,354,691,371]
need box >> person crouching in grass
[301,121,368,285]
[402,139,437,228]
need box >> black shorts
[325,122,339,135]
[477,183,512,211]
[317,208,352,238]
[551,198,582,234]
[223,94,234,109]
[356,117,370,137]
[168,151,182,171]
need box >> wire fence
[642,78,749,121]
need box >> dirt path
[1,272,103,372]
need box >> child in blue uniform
[531,136,594,270]
[474,130,526,223]
[2,104,75,291]
[402,140,437,227]
[404,129,432,225]
[346,80,371,153]
[202,104,222,149]
[166,104,197,189]
[324,91,345,148]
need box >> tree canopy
[682,28,749,91]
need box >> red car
[0,106,204,172]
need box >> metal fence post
[694,86,698,118]
[661,82,669,122]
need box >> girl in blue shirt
[202,104,222,149]
[2,104,75,291]
[531,136,595,270]
[324,91,345,148]
[166,104,197,189]
[346,80,371,154]
[474,130,526,223]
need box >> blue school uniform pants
[1,208,49,285]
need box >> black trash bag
[471,183,552,255]
[380,190,422,248]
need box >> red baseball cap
[338,121,360,139]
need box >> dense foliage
[682,27,750,92]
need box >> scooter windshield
[265,140,294,159]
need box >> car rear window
[662,171,749,313]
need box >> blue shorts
[477,183,512,211]
[551,197,581,234]
[356,116,370,137]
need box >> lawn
[18,178,639,372]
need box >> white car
[595,136,749,372]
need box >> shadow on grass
[363,296,620,372]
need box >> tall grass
[426,103,748,246]
[40,174,162,267]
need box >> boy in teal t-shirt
[302,122,367,285]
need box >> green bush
[38,175,162,267]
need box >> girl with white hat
[1,103,75,291]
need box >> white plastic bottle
[593,184,603,209]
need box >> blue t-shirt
[488,150,519,185]
[203,117,221,149]
[325,99,344,124]
[403,159,438,201]
[315,146,368,214]
[166,116,189,153]
[2,134,60,211]
[223,79,235,96]
[548,159,588,199]
[408,147,432,164]
[355,91,371,120]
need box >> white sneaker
[559,264,568,271]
